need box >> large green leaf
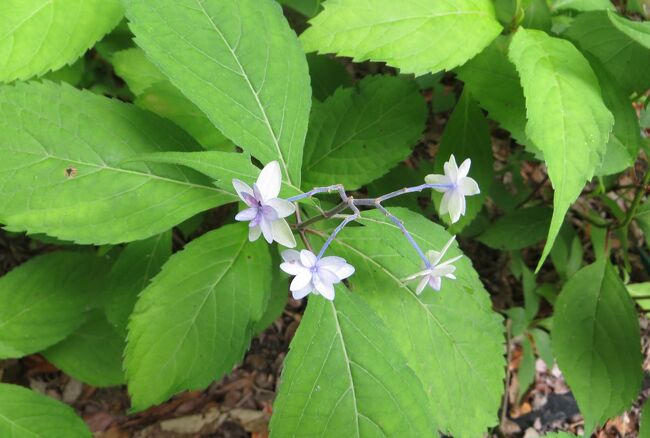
[300,0,502,76]
[278,0,322,17]
[302,75,427,190]
[552,261,643,433]
[327,209,505,437]
[105,232,172,335]
[0,81,232,245]
[307,53,352,101]
[125,224,271,411]
[43,312,125,387]
[566,11,650,95]
[478,206,553,250]
[508,28,614,270]
[270,288,436,437]
[430,91,494,231]
[0,0,123,82]
[124,0,311,186]
[456,36,530,147]
[0,252,109,359]
[0,383,91,437]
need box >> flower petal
[428,275,442,291]
[292,284,313,300]
[444,155,458,182]
[447,190,464,223]
[313,274,335,300]
[256,161,282,201]
[440,190,451,215]
[459,176,480,196]
[235,207,258,222]
[260,205,279,221]
[265,198,295,218]
[316,267,340,285]
[281,249,301,263]
[415,275,429,295]
[300,250,317,268]
[248,225,262,242]
[424,174,451,192]
[272,219,296,248]
[431,264,456,277]
[458,158,472,178]
[334,263,355,281]
[232,179,254,202]
[259,217,273,244]
[431,236,456,266]
[291,271,312,291]
[317,256,347,270]
[280,261,306,276]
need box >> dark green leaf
[478,206,553,250]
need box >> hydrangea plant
[0,0,648,437]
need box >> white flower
[279,249,355,301]
[425,154,480,223]
[404,236,462,295]
[233,161,296,247]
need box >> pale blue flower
[280,249,355,301]
[425,155,480,223]
[404,236,462,294]
[233,161,296,247]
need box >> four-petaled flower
[280,249,355,301]
[425,155,480,223]
[233,161,296,248]
[404,236,462,295]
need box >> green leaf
[508,28,614,270]
[112,48,166,95]
[0,81,233,245]
[270,288,436,437]
[550,222,584,280]
[478,206,553,250]
[300,0,502,76]
[125,224,271,411]
[43,312,125,387]
[640,398,650,438]
[566,11,650,95]
[307,53,352,101]
[302,75,427,190]
[456,36,530,148]
[551,0,615,12]
[124,0,312,186]
[522,266,540,322]
[0,252,109,359]
[518,336,536,402]
[125,151,304,198]
[531,328,554,369]
[552,261,643,433]
[0,0,123,82]
[522,0,552,31]
[0,383,91,437]
[105,232,172,335]
[254,250,288,334]
[627,282,650,312]
[136,82,234,152]
[329,208,505,437]
[431,91,494,231]
[591,61,642,175]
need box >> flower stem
[317,200,360,259]
[375,203,431,268]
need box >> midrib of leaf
[330,301,361,437]
[10,148,228,195]
[154,236,247,376]
[193,0,294,186]
[305,91,414,170]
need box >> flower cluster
[233,156,479,301]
